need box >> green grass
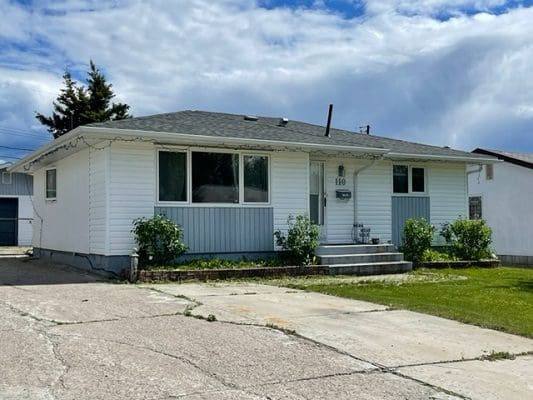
[143,257,291,271]
[266,267,533,338]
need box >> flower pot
[371,238,380,245]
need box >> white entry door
[309,161,326,240]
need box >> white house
[0,165,33,246]
[468,148,533,265]
[9,111,494,275]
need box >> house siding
[32,149,90,253]
[271,151,309,237]
[89,147,109,254]
[468,162,533,257]
[429,164,467,244]
[0,173,33,195]
[156,206,274,253]
[357,161,393,243]
[107,142,156,255]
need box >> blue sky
[1,0,533,163]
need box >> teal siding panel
[392,197,430,246]
[155,206,274,253]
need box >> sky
[1,0,533,163]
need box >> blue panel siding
[392,197,430,246]
[0,173,33,196]
[155,206,274,253]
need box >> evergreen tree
[36,61,131,138]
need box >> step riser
[319,253,404,265]
[316,244,395,256]
[329,263,413,276]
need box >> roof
[9,110,497,173]
[88,110,490,161]
[472,148,533,170]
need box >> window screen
[393,165,409,193]
[192,152,239,203]
[159,152,187,202]
[412,168,425,192]
[244,155,268,202]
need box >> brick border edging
[137,265,329,282]
[413,259,501,269]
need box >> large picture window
[159,151,187,202]
[46,168,57,199]
[244,155,268,203]
[192,152,239,203]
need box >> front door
[0,198,18,246]
[309,161,326,240]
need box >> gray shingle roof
[88,110,488,159]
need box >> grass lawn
[264,267,533,338]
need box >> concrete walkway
[149,281,533,400]
[1,258,532,399]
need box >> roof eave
[385,152,500,163]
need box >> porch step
[328,261,413,276]
[316,244,395,256]
[319,252,404,265]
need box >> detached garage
[0,168,33,246]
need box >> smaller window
[393,165,409,193]
[244,155,269,203]
[469,196,482,220]
[46,169,57,199]
[485,164,494,180]
[412,167,425,192]
[2,172,12,185]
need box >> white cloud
[0,0,532,153]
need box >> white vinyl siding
[32,149,90,253]
[357,161,392,243]
[271,151,309,239]
[89,147,109,254]
[325,159,355,243]
[107,142,156,255]
[429,164,467,244]
[17,195,32,246]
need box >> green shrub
[132,215,187,267]
[400,218,435,262]
[420,249,456,262]
[274,214,320,265]
[440,218,493,261]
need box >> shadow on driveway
[0,258,104,286]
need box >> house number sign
[335,177,346,185]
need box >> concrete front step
[316,244,396,256]
[319,252,404,265]
[327,261,413,276]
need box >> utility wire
[0,155,22,160]
[0,144,37,152]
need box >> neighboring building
[469,148,533,265]
[0,165,33,246]
[9,111,494,275]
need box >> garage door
[0,198,18,246]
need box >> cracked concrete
[1,259,531,399]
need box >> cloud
[0,0,532,156]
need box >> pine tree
[36,61,131,138]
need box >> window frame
[45,167,57,201]
[155,147,271,206]
[1,172,12,185]
[392,164,427,196]
[469,195,483,220]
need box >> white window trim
[392,164,428,196]
[45,167,57,201]
[155,147,271,207]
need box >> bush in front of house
[274,214,320,265]
[440,218,493,261]
[400,218,435,262]
[132,215,187,267]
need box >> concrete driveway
[1,259,532,399]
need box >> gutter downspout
[352,155,384,242]
[466,164,483,184]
